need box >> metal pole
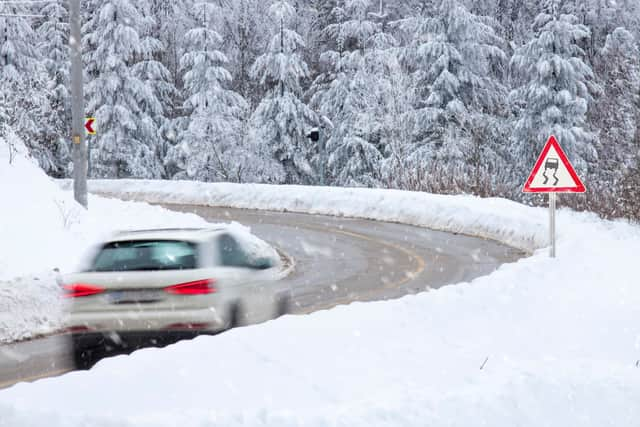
[319,127,325,186]
[549,192,556,258]
[70,0,88,208]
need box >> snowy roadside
[62,179,550,252]
[4,178,631,426]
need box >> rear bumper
[67,306,227,334]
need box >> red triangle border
[522,135,586,193]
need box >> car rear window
[90,240,198,272]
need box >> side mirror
[252,257,274,270]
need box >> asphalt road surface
[0,205,524,389]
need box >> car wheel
[276,293,291,317]
[71,333,104,370]
[228,302,244,328]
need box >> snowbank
[0,178,629,426]
[0,213,639,426]
[0,142,277,343]
[67,179,549,252]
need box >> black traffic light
[307,128,320,142]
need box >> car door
[213,233,277,324]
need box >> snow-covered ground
[0,177,636,425]
[0,139,275,343]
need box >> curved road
[0,205,523,389]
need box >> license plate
[108,290,164,304]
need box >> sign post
[84,118,96,177]
[549,192,556,258]
[523,135,586,258]
[307,128,323,185]
[307,115,333,187]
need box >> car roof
[108,227,229,244]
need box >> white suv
[62,228,289,367]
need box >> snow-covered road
[0,204,520,389]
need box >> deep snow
[0,178,634,426]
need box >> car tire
[228,302,244,328]
[276,293,291,317]
[72,347,92,370]
[71,334,103,370]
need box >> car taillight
[165,279,216,295]
[63,283,105,298]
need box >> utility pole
[318,129,326,187]
[70,0,88,208]
[307,128,323,185]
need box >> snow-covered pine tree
[287,0,321,81]
[492,0,542,46]
[249,0,316,184]
[215,0,271,109]
[590,28,640,192]
[135,0,177,178]
[0,4,53,172]
[147,0,194,91]
[38,1,71,177]
[491,0,526,44]
[615,0,640,42]
[510,0,597,176]
[309,0,385,187]
[562,0,619,64]
[307,0,339,65]
[142,1,196,178]
[165,2,248,183]
[376,54,416,189]
[357,1,416,188]
[84,0,164,178]
[398,0,507,193]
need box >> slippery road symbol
[543,158,559,186]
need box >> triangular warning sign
[523,135,586,193]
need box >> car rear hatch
[63,270,217,312]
